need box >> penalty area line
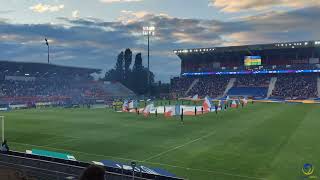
[142,131,216,162]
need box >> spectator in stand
[170,77,195,97]
[79,165,106,180]
[170,76,230,98]
[187,76,230,98]
[171,73,318,99]
[234,75,270,87]
[271,74,318,99]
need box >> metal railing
[0,151,184,180]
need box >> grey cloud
[210,0,320,12]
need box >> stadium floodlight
[143,26,155,36]
[142,26,155,95]
[45,38,50,64]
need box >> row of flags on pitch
[122,100,155,117]
[121,96,248,117]
[122,100,139,111]
[164,96,213,117]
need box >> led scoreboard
[244,56,262,66]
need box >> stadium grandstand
[0,61,135,108]
[0,61,184,180]
[171,40,320,100]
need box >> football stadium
[0,38,320,180]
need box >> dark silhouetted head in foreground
[1,139,9,152]
[79,165,105,180]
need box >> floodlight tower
[142,26,155,95]
[45,38,49,64]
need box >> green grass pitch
[2,102,320,180]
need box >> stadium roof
[0,60,101,75]
[173,40,320,55]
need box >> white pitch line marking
[142,131,216,162]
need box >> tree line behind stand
[104,48,167,95]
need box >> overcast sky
[0,0,320,82]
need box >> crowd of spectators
[182,63,320,73]
[170,76,230,98]
[0,79,72,97]
[0,78,109,104]
[271,74,318,99]
[171,73,319,99]
[170,77,196,97]
[234,75,270,87]
[188,76,230,98]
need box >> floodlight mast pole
[45,38,49,64]
[143,26,155,96]
[147,32,150,94]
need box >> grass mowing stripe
[264,104,320,180]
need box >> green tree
[115,51,124,82]
[133,53,143,70]
[129,53,155,94]
[105,51,124,82]
[105,50,155,95]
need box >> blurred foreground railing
[0,151,184,180]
